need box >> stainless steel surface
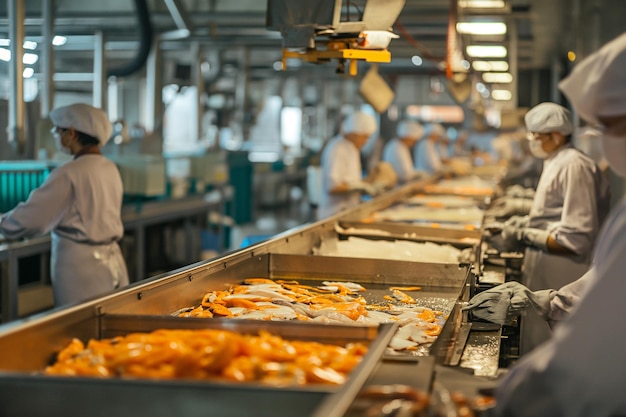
[0,176,497,416]
[0,318,396,417]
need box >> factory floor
[228,194,315,251]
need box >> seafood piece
[321,281,366,292]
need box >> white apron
[520,247,590,355]
[51,232,129,306]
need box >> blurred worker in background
[453,129,471,157]
[318,111,381,219]
[472,32,626,417]
[0,103,129,307]
[382,119,427,184]
[483,101,611,355]
[413,122,446,174]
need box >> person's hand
[348,181,377,196]
[462,281,555,325]
[486,197,533,219]
[484,221,525,253]
[504,185,536,199]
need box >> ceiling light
[461,60,470,70]
[0,48,10,61]
[459,0,506,8]
[23,68,34,78]
[23,41,37,50]
[273,61,283,71]
[567,51,576,62]
[23,53,38,65]
[466,45,507,58]
[411,55,423,66]
[492,89,512,100]
[456,22,507,35]
[475,82,487,93]
[52,36,67,46]
[472,60,509,71]
[482,72,513,83]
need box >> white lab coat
[413,140,442,173]
[382,138,415,183]
[492,197,626,417]
[0,155,129,306]
[317,135,363,219]
[520,144,611,354]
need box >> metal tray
[0,317,396,417]
[337,220,481,249]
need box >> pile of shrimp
[45,328,367,386]
[178,278,446,352]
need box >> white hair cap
[342,111,377,135]
[397,120,424,140]
[524,102,573,135]
[50,103,113,146]
[423,123,445,138]
[559,33,626,125]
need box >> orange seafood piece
[418,309,436,322]
[389,286,422,291]
[243,278,277,285]
[424,324,442,336]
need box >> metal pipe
[8,0,25,156]
[93,31,107,110]
[41,0,54,117]
[191,42,204,142]
[508,18,518,109]
[144,37,162,134]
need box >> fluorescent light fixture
[0,48,10,61]
[0,39,9,47]
[411,55,423,66]
[23,41,37,50]
[482,72,513,83]
[492,89,512,100]
[23,53,38,65]
[23,67,34,78]
[475,82,487,93]
[459,0,506,8]
[457,22,507,35]
[472,60,509,71]
[461,60,471,70]
[466,45,507,57]
[52,36,67,46]
[273,61,283,71]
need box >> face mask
[54,131,71,155]
[528,139,551,159]
[601,134,626,177]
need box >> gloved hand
[483,217,526,253]
[348,181,378,196]
[486,197,533,219]
[504,185,536,199]
[520,227,550,252]
[462,281,555,325]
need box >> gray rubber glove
[504,185,536,199]
[520,227,550,252]
[484,218,525,253]
[348,181,377,196]
[463,281,555,325]
[486,197,533,219]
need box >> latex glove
[348,181,377,196]
[485,221,524,253]
[506,215,530,229]
[462,281,555,325]
[486,197,533,219]
[520,227,550,252]
[504,185,536,199]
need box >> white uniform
[382,138,415,183]
[520,143,610,354]
[317,135,363,219]
[492,197,626,417]
[414,140,442,173]
[0,155,129,306]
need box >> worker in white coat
[413,123,445,173]
[382,120,426,183]
[0,103,129,307]
[484,102,611,355]
[317,111,379,219]
[470,33,626,417]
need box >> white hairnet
[342,111,377,135]
[559,33,626,125]
[397,120,424,140]
[524,102,573,135]
[50,103,113,146]
[423,123,445,139]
